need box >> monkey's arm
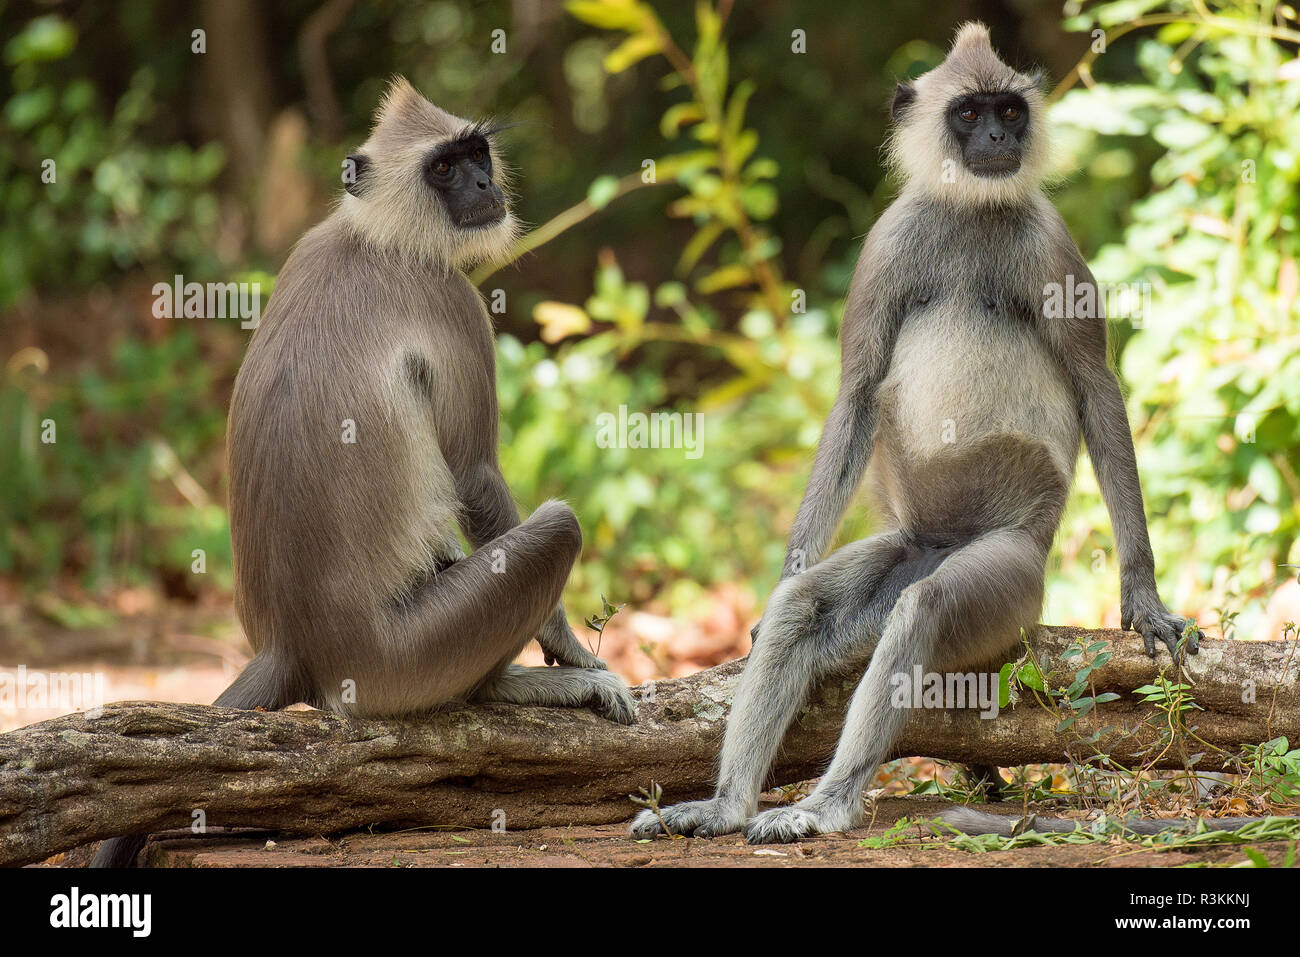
[1055,258,1200,661]
[1080,367,1198,659]
[779,383,880,579]
[456,463,605,669]
[777,236,902,581]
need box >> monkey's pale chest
[877,302,1079,473]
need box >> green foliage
[856,817,932,849]
[938,813,1300,852]
[500,0,859,610]
[494,300,841,606]
[1049,0,1300,635]
[1240,736,1300,805]
[1,14,226,308]
[0,331,234,588]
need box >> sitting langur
[94,79,634,866]
[630,23,1200,845]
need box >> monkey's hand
[538,607,608,670]
[1121,588,1201,663]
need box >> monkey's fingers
[1169,621,1202,663]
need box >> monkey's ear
[891,83,917,121]
[342,153,370,197]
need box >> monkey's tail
[938,806,1277,838]
[91,653,303,868]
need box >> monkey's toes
[627,799,746,839]
[576,651,609,671]
[745,802,857,844]
[745,806,821,844]
[628,809,666,839]
[590,677,637,724]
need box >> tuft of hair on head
[885,21,1054,208]
[336,75,520,271]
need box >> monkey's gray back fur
[228,221,480,714]
[93,79,634,867]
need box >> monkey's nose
[475,177,490,189]
[988,130,1006,143]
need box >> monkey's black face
[423,133,507,229]
[946,92,1030,178]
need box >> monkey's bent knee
[528,499,583,554]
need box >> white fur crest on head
[886,22,1053,207]
[338,76,519,270]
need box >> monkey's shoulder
[856,194,1090,315]
[263,219,490,342]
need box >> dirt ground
[44,795,1294,868]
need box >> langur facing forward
[630,23,1200,845]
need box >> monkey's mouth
[455,203,507,229]
[968,156,1021,178]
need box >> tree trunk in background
[197,0,274,189]
[298,0,357,143]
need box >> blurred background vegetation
[1,0,1297,688]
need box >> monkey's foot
[744,800,858,844]
[545,646,608,670]
[1123,598,1201,662]
[539,616,609,670]
[587,671,637,724]
[627,798,749,840]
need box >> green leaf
[566,0,649,32]
[660,102,704,139]
[739,183,777,219]
[695,263,753,294]
[676,220,726,274]
[5,15,77,64]
[725,79,756,141]
[604,32,661,73]
[998,662,1014,709]
[1016,659,1046,693]
[586,175,619,209]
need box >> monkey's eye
[1002,106,1021,121]
[471,149,486,164]
[959,108,978,122]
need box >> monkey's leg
[629,532,908,839]
[745,528,1047,844]
[345,500,600,716]
[455,464,605,672]
[472,662,635,723]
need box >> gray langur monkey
[93,78,634,867]
[630,23,1201,845]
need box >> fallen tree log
[1,627,1296,866]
